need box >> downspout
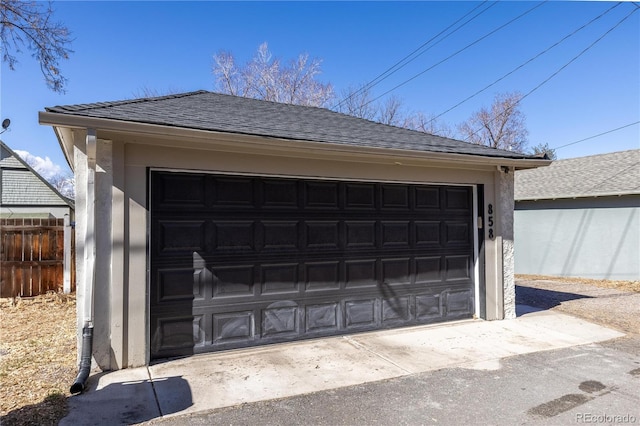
[71,130,97,394]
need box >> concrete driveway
[60,306,630,425]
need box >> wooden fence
[0,218,75,297]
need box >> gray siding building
[514,149,639,281]
[0,141,74,219]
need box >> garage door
[150,171,475,359]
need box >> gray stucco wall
[514,195,640,281]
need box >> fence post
[64,214,72,294]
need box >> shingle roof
[0,141,74,207]
[515,149,640,200]
[45,91,541,160]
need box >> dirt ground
[515,274,640,335]
[0,293,77,426]
[0,276,638,425]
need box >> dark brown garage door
[150,171,475,359]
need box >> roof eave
[39,111,552,170]
[516,191,640,201]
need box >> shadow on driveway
[60,373,192,425]
[515,284,593,317]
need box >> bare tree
[15,149,75,198]
[1,0,72,92]
[404,111,454,138]
[336,84,377,120]
[47,171,74,199]
[337,87,414,129]
[213,42,334,108]
[529,142,557,160]
[378,95,406,126]
[130,86,183,99]
[457,92,528,152]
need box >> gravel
[515,276,640,335]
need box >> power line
[429,2,621,124]
[359,1,549,110]
[553,121,640,150]
[333,1,497,110]
[462,4,637,144]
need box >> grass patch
[0,293,76,425]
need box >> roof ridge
[47,90,210,113]
[553,148,640,163]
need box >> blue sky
[1,1,638,175]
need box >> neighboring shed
[515,149,640,281]
[39,91,550,370]
[0,140,75,296]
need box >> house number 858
[487,204,495,240]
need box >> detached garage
[39,91,550,370]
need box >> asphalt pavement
[59,304,640,426]
[146,335,640,426]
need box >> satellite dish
[1,118,9,130]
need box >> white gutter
[38,111,552,170]
[70,129,96,394]
[83,129,97,326]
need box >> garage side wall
[498,169,515,320]
[515,196,640,281]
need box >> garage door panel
[415,187,440,210]
[415,256,443,284]
[416,294,443,319]
[156,173,207,208]
[305,302,340,332]
[151,255,472,306]
[155,267,205,303]
[345,259,378,288]
[214,221,255,251]
[445,187,472,211]
[213,311,255,343]
[415,221,441,246]
[304,261,340,291]
[262,303,300,337]
[381,221,411,247]
[157,220,207,254]
[345,183,376,208]
[151,172,474,358]
[445,221,472,245]
[305,181,340,209]
[445,255,472,281]
[263,179,299,208]
[381,184,410,209]
[212,265,255,297]
[305,221,340,249]
[213,177,255,207]
[381,258,411,285]
[382,297,411,323]
[445,290,474,315]
[345,299,378,328]
[260,263,300,295]
[345,221,376,248]
[150,314,205,355]
[262,221,299,250]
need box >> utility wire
[333,1,497,110]
[553,121,640,150]
[429,2,621,125]
[359,1,549,111]
[462,4,637,144]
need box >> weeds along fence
[0,218,75,297]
